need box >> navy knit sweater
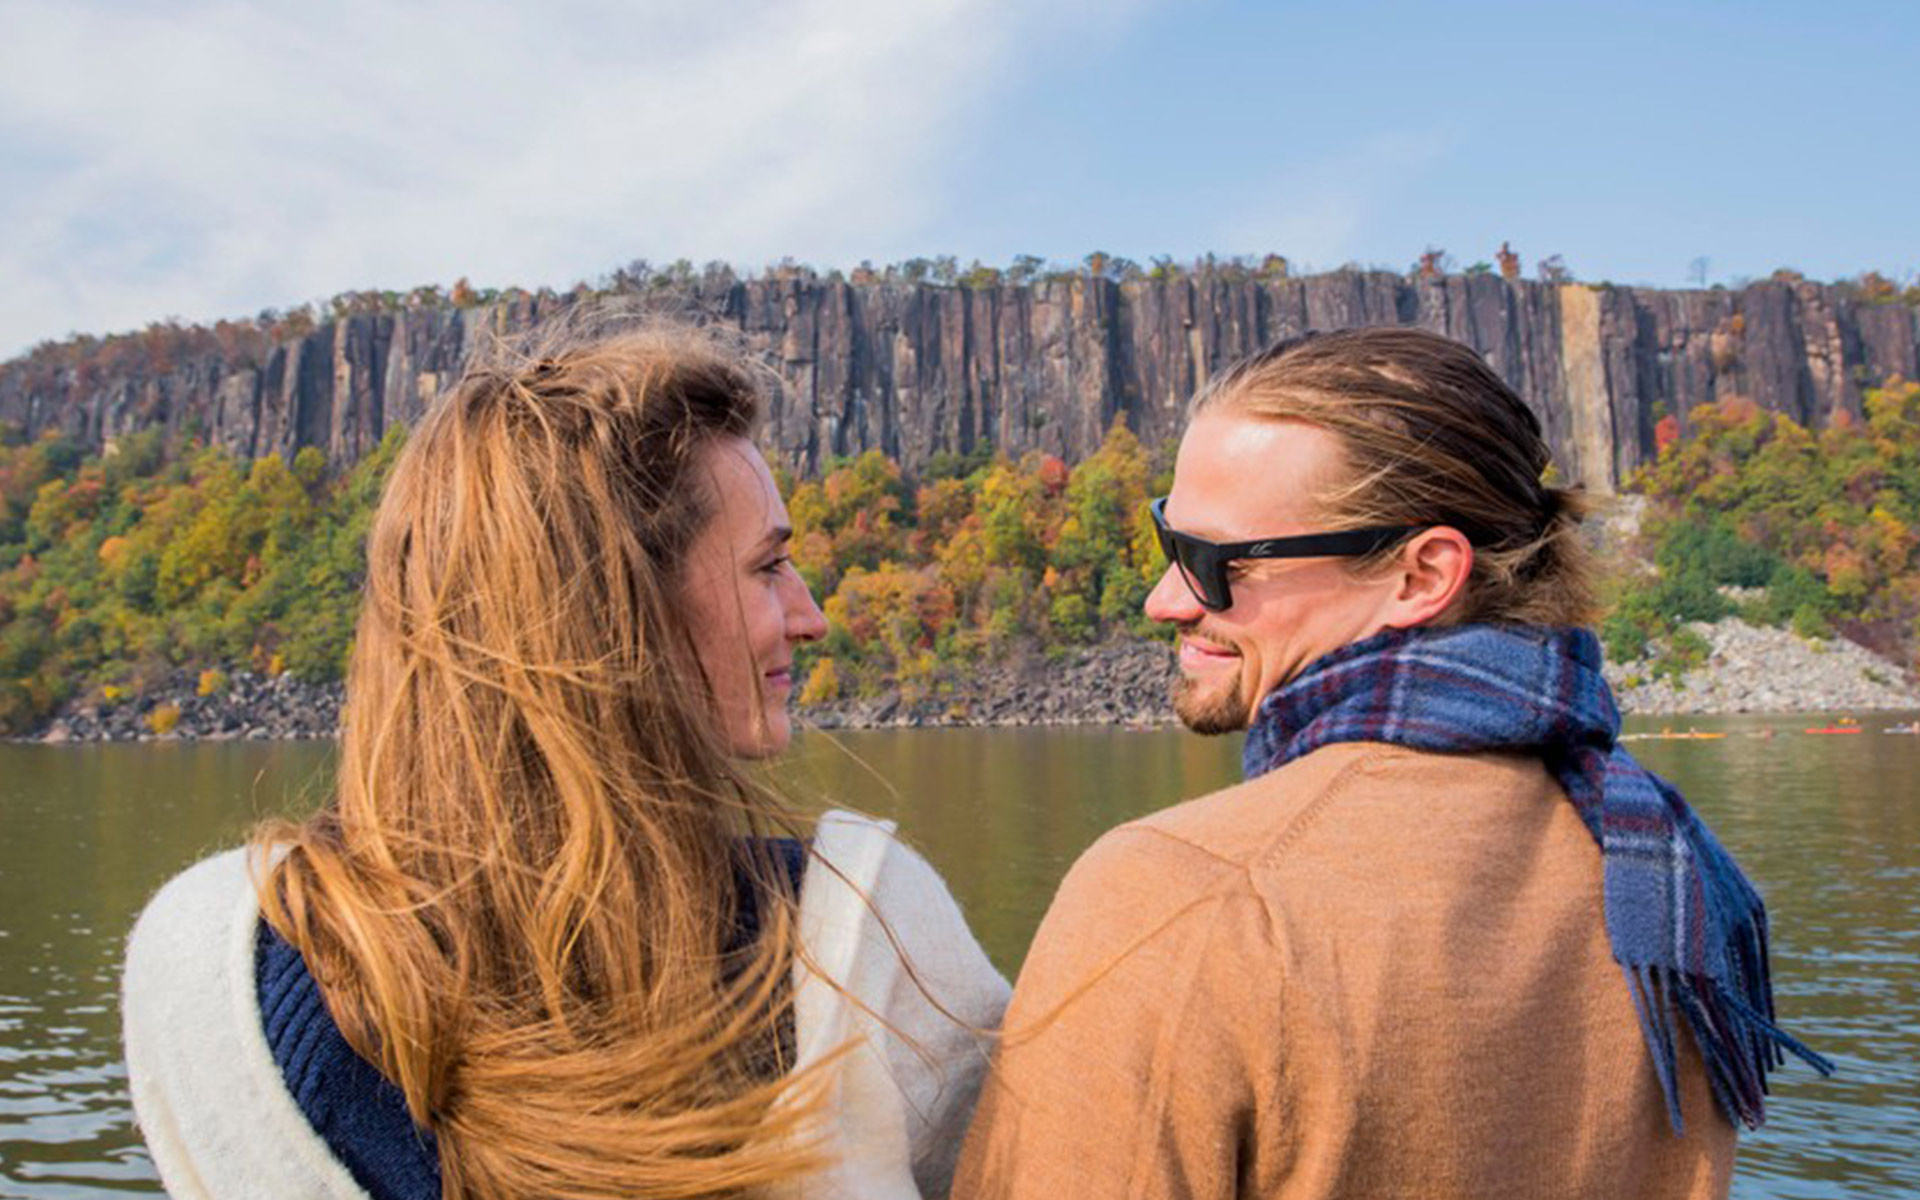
[255,925,441,1200]
[253,839,806,1200]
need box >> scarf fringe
[1624,915,1836,1134]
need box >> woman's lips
[765,667,793,690]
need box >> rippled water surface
[2,716,1915,1197]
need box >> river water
[2,716,1915,1198]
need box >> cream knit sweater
[124,811,1009,1200]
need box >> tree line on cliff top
[11,250,1917,391]
[3,375,1918,735]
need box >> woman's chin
[730,710,793,760]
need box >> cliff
[4,269,1915,490]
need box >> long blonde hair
[256,322,828,1198]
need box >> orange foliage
[1654,415,1681,453]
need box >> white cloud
[1207,131,1453,271]
[0,0,1138,355]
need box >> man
[954,327,1826,1199]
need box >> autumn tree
[1497,242,1522,281]
[1613,377,1920,669]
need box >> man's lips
[1177,635,1240,671]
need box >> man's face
[1144,412,1406,733]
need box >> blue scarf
[1242,624,1832,1132]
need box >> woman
[122,323,1009,1200]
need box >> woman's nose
[789,579,829,642]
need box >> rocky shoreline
[1602,618,1920,716]
[801,638,1182,730]
[32,669,342,744]
[15,622,1918,745]
[804,622,1920,728]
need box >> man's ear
[1384,527,1474,628]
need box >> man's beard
[1171,662,1250,735]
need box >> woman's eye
[759,554,792,575]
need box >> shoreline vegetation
[21,623,1920,744]
[6,363,1920,745]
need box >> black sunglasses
[1148,496,1423,612]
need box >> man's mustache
[1174,622,1239,654]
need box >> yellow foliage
[822,590,852,633]
[267,653,286,676]
[147,703,181,735]
[197,668,228,697]
[934,521,991,597]
[799,657,842,705]
[895,649,940,700]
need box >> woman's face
[678,437,828,757]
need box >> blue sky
[2,0,1914,357]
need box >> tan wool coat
[954,743,1736,1200]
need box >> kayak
[1620,730,1728,742]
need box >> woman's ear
[1385,527,1474,628]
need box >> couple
[123,323,1823,1199]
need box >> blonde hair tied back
[1195,326,1598,628]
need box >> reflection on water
[1,716,1915,1197]
[777,723,1251,972]
[1634,723,1920,1200]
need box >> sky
[2,0,1916,358]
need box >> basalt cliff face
[4,271,1915,490]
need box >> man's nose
[1144,563,1205,624]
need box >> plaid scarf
[1242,623,1832,1132]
